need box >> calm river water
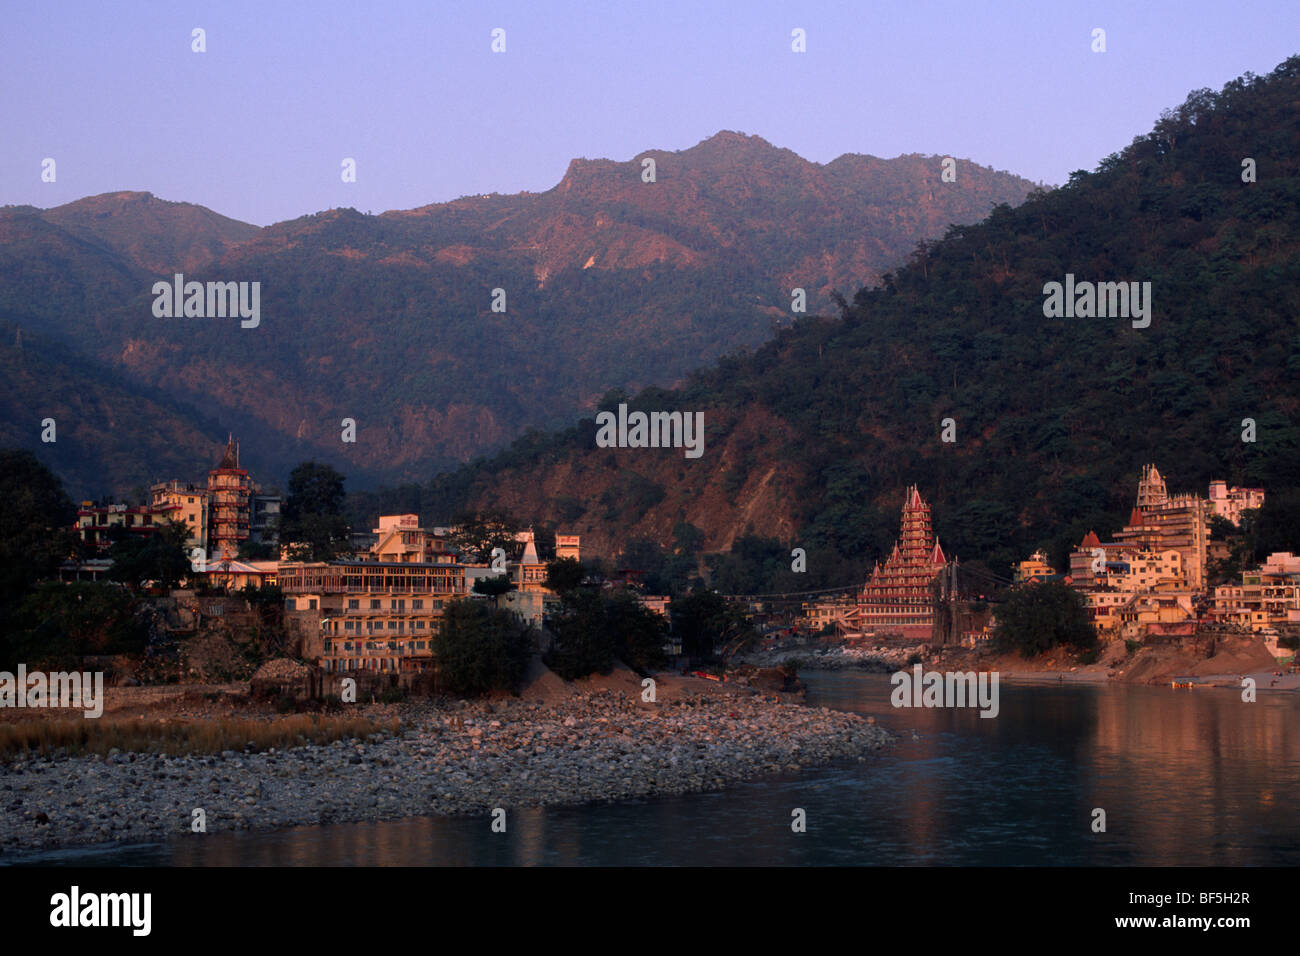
[14,672,1300,866]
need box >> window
[412,599,423,610]
[286,598,296,611]
[348,599,359,610]
[370,599,381,609]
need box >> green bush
[434,599,534,696]
[992,580,1097,658]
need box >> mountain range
[0,133,1037,500]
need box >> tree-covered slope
[390,57,1300,582]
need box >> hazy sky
[3,1,1296,225]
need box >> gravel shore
[0,689,892,853]
[738,644,922,671]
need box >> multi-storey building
[1207,480,1265,527]
[149,480,210,553]
[1112,465,1210,589]
[149,437,279,561]
[281,516,468,673]
[1211,552,1300,632]
[75,501,174,550]
[853,486,947,641]
[1014,550,1056,584]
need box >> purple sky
[3,1,1297,226]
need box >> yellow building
[1014,550,1056,584]
[149,480,210,552]
[281,515,466,673]
[1112,549,1186,591]
[1211,553,1300,632]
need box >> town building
[852,486,947,642]
[75,501,173,550]
[206,437,253,560]
[464,529,583,628]
[1207,480,1265,527]
[1014,550,1056,584]
[799,594,857,633]
[1117,592,1198,641]
[1111,465,1210,589]
[149,436,279,560]
[281,515,467,674]
[149,480,210,553]
[201,558,279,591]
[1210,552,1300,632]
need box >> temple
[854,485,948,641]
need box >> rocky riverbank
[0,689,892,854]
[738,644,922,672]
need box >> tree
[107,520,191,589]
[280,462,350,561]
[238,539,277,561]
[543,557,586,596]
[545,589,615,680]
[7,582,150,670]
[604,588,668,674]
[447,510,517,564]
[434,599,534,696]
[1254,494,1300,561]
[0,449,75,604]
[670,588,758,664]
[993,580,1097,658]
[472,573,516,608]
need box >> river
[11,672,1300,866]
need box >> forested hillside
[373,58,1300,585]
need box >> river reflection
[12,674,1300,866]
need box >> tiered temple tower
[207,435,252,561]
[857,485,947,641]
